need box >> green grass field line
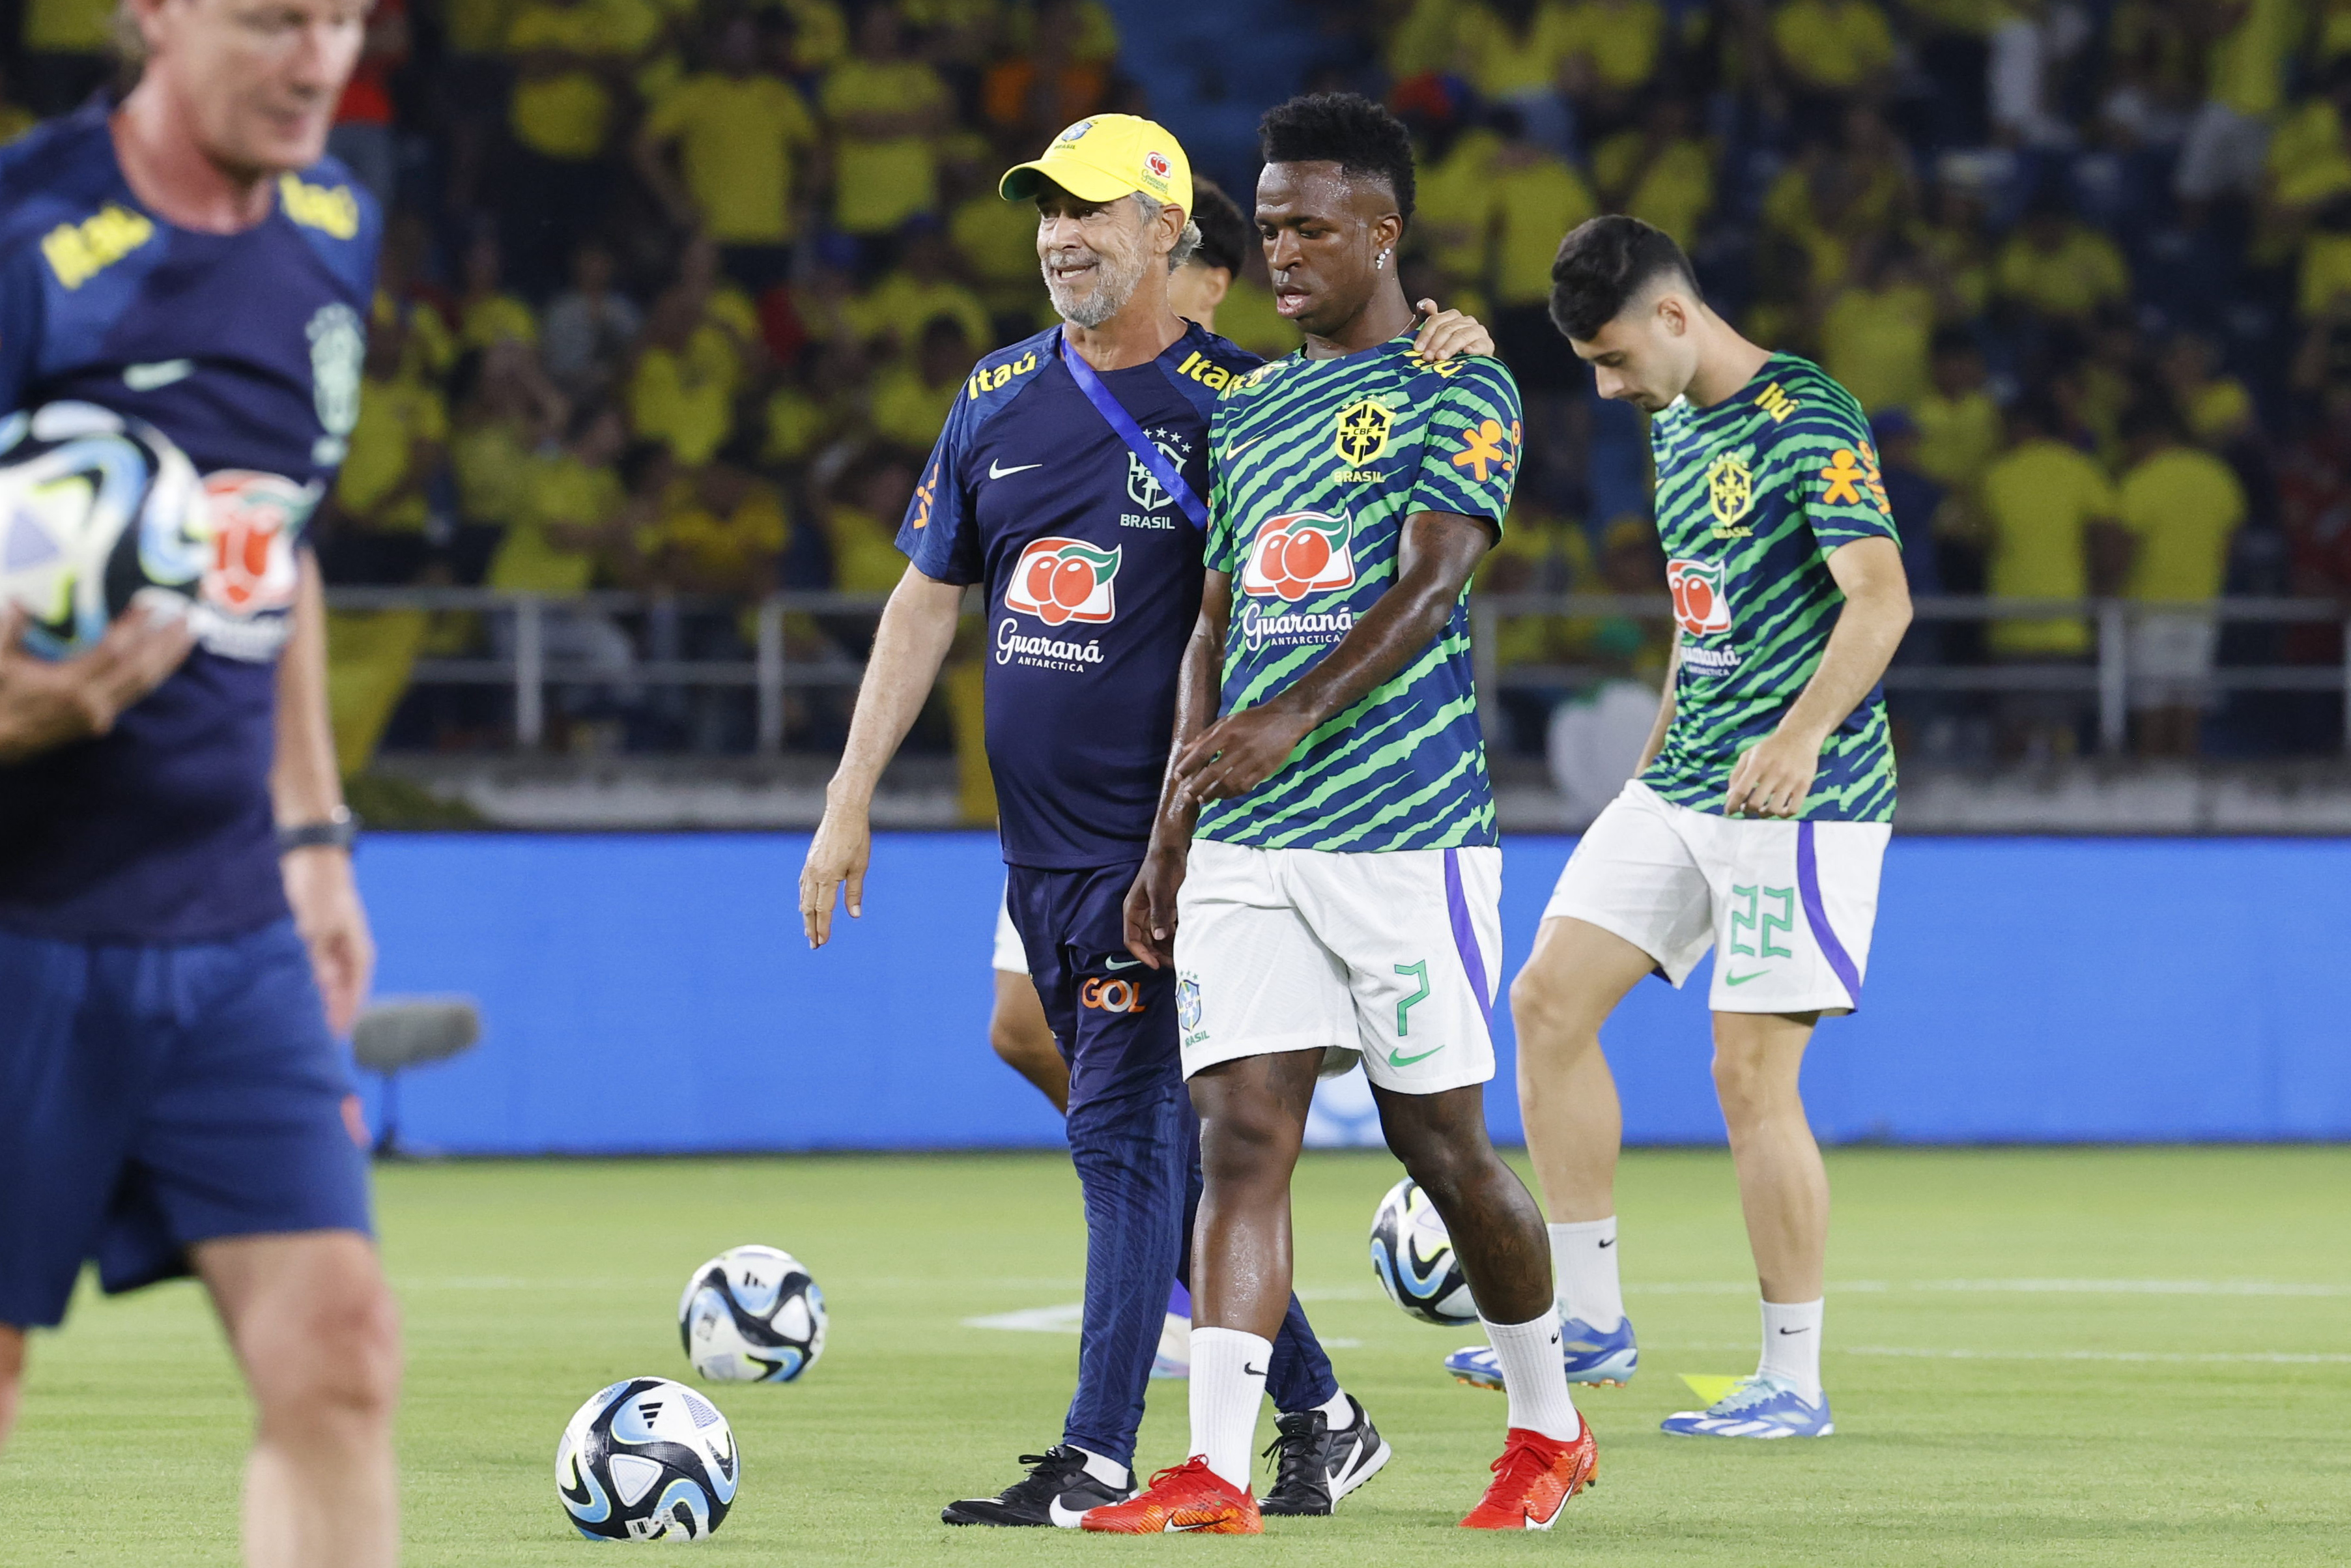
[4,1147,2347,1565]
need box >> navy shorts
[1005,862,1177,1115]
[0,918,374,1329]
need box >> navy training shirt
[898,321,1259,869]
[0,104,379,941]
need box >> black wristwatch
[278,806,359,855]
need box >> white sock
[1188,1328,1271,1492]
[1480,1313,1582,1441]
[1072,1446,1129,1489]
[1757,1297,1824,1400]
[1547,1218,1625,1330]
[1312,1388,1354,1430]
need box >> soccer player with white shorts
[1450,216,1913,1440]
[1094,94,1593,1535]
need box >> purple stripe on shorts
[1442,847,1492,1030]
[1795,821,1864,1008]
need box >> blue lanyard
[1056,332,1210,533]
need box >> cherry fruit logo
[1240,511,1355,603]
[1004,535,1121,626]
[1666,558,1731,636]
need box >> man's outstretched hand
[0,600,195,763]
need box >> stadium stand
[11,0,2351,794]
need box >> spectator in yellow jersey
[819,450,920,595]
[2263,61,2351,217]
[2113,403,2247,756]
[448,341,568,560]
[1980,395,2125,758]
[502,0,636,292]
[2157,333,2255,448]
[1550,0,1667,132]
[1912,324,2003,491]
[2177,0,2298,205]
[1995,194,2131,322]
[1412,119,1504,296]
[487,404,641,719]
[334,317,450,585]
[1590,96,1715,251]
[1771,0,1897,115]
[629,287,744,466]
[1490,109,1597,390]
[1817,238,1945,412]
[821,5,953,246]
[948,147,1052,332]
[871,315,980,451]
[636,14,821,293]
[1449,1,1578,151]
[643,463,791,601]
[847,227,993,358]
[455,231,539,352]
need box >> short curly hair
[1258,93,1416,227]
[1187,178,1252,277]
[1549,216,1701,341]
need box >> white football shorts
[991,884,1028,973]
[1542,780,1888,1014]
[1175,839,1500,1096]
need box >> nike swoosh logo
[122,358,194,391]
[1047,1496,1090,1528]
[1597,1238,1615,1248]
[1386,1045,1444,1067]
[1724,970,1769,986]
[1244,1362,1266,1377]
[988,460,1043,479]
[1777,1326,1811,1335]
[1102,956,1143,971]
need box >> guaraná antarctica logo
[1240,511,1356,603]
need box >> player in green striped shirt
[1471,216,1915,1440]
[1092,94,1594,1537]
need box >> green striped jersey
[1640,352,1901,822]
[1197,334,1521,851]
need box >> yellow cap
[999,115,1192,215]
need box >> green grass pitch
[5,1147,2347,1565]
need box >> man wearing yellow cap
[802,114,1492,1526]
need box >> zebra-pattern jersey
[1641,352,1901,823]
[1197,334,1520,853]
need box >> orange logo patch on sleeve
[1818,448,1868,506]
[1451,418,1512,483]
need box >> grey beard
[1046,250,1146,328]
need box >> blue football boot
[1659,1375,1832,1438]
[1442,1315,1638,1390]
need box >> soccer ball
[0,401,207,657]
[679,1246,827,1383]
[555,1376,737,1543]
[1369,1176,1477,1326]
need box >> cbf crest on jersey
[1705,447,1754,538]
[1332,397,1395,469]
[307,303,363,466]
[1122,425,1192,522]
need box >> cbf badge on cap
[999,112,1193,215]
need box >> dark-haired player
[1473,215,1911,1439]
[1092,93,1594,1535]
[0,0,398,1561]
[804,115,1494,1526]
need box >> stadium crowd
[7,0,2351,762]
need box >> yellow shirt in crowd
[631,323,743,465]
[1492,154,1597,307]
[490,457,623,595]
[1982,438,2115,657]
[822,504,909,594]
[1820,281,1937,413]
[821,59,950,236]
[23,0,114,51]
[2118,448,2245,604]
[1771,0,1896,92]
[1912,386,2003,491]
[450,420,539,527]
[507,0,625,160]
[871,365,962,450]
[1590,130,1714,249]
[1549,0,1666,90]
[646,73,820,245]
[849,272,993,355]
[1416,130,1503,285]
[338,375,449,532]
[1995,226,2130,319]
[951,193,1046,310]
[460,293,539,352]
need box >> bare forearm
[270,551,345,825]
[1635,636,1679,772]
[1264,577,1459,734]
[1778,593,1908,747]
[824,567,962,808]
[1147,613,1223,849]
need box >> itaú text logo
[1079,976,1146,1014]
[1239,511,1355,602]
[1004,535,1120,626]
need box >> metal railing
[1470,595,2351,755]
[326,588,2351,756]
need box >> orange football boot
[1079,1457,1261,1535]
[1458,1423,1599,1530]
